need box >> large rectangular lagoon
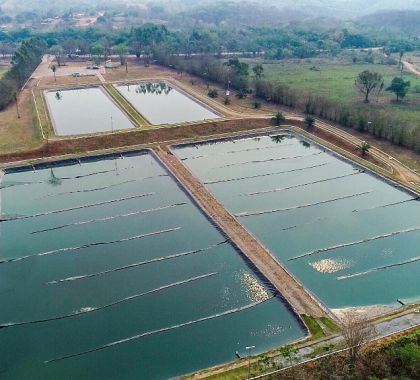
[174,133,420,314]
[116,81,220,125]
[0,152,304,380]
[45,87,134,136]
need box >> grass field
[262,60,420,125]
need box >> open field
[262,60,420,125]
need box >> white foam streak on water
[309,258,353,274]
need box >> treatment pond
[174,133,420,314]
[116,81,220,125]
[45,87,134,136]
[0,152,304,380]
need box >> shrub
[207,88,218,98]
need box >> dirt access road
[403,60,420,76]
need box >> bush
[207,88,218,98]
[253,101,261,109]
[305,114,315,128]
[236,88,248,99]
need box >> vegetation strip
[0,273,218,329]
[236,191,372,218]
[105,84,149,127]
[0,193,155,222]
[46,241,228,285]
[44,295,275,364]
[0,228,181,264]
[242,171,362,196]
[337,256,420,280]
[216,152,324,168]
[31,203,187,234]
[204,163,329,184]
[289,226,420,261]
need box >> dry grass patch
[0,90,42,154]
[38,75,100,88]
[104,63,173,82]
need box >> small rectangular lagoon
[174,133,420,313]
[0,151,304,380]
[116,81,220,125]
[45,87,134,136]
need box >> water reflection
[48,168,62,186]
[240,272,269,302]
[271,135,293,144]
[135,82,173,95]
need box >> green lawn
[262,60,420,125]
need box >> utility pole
[14,93,20,118]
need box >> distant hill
[358,10,420,35]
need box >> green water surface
[174,134,420,310]
[0,152,304,379]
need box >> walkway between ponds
[154,145,331,320]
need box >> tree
[359,141,371,156]
[355,70,384,103]
[386,77,410,102]
[91,43,105,65]
[49,45,64,66]
[113,44,128,66]
[399,50,404,71]
[280,344,299,366]
[304,114,315,128]
[225,58,249,77]
[51,64,57,81]
[252,64,264,78]
[340,311,376,367]
[273,112,285,125]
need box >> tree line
[153,52,420,153]
[254,78,420,153]
[0,38,46,110]
[2,22,420,62]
